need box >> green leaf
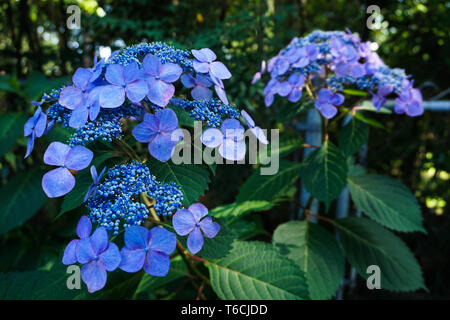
[276,99,313,122]
[347,174,425,233]
[353,112,386,130]
[208,241,309,300]
[0,113,27,157]
[0,168,47,235]
[301,141,348,210]
[273,221,344,299]
[338,117,369,157]
[209,200,274,221]
[168,105,194,127]
[146,158,211,206]
[199,223,236,260]
[342,89,368,96]
[357,100,392,114]
[236,160,302,202]
[258,134,303,164]
[335,217,426,292]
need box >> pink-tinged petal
[76,238,96,264]
[191,86,212,100]
[159,63,182,83]
[199,217,220,238]
[199,48,217,62]
[59,86,84,110]
[210,61,231,80]
[124,226,149,250]
[251,127,269,145]
[72,68,93,90]
[77,216,92,239]
[147,78,175,107]
[201,128,223,148]
[142,54,161,76]
[125,79,148,103]
[187,227,204,254]
[99,242,121,271]
[69,106,89,129]
[99,85,125,109]
[181,74,196,88]
[105,64,125,86]
[240,110,255,128]
[148,227,177,254]
[144,250,170,276]
[148,133,177,162]
[42,167,75,198]
[132,122,157,143]
[64,145,93,170]
[44,142,71,166]
[119,247,146,272]
[90,227,109,254]
[214,85,228,105]
[188,203,208,222]
[34,112,47,138]
[191,49,207,62]
[219,139,246,161]
[193,61,210,73]
[155,108,178,132]
[172,209,196,236]
[251,72,261,84]
[81,260,107,293]
[123,62,140,83]
[62,239,79,265]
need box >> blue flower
[314,88,344,119]
[288,43,319,68]
[371,84,393,111]
[275,73,305,103]
[119,226,176,276]
[251,60,266,84]
[68,86,103,128]
[76,227,121,293]
[132,108,181,162]
[241,110,268,145]
[42,142,93,197]
[201,119,246,161]
[394,80,423,117]
[62,216,92,265]
[142,54,182,107]
[59,67,97,110]
[84,165,106,202]
[172,203,220,254]
[181,73,213,100]
[191,48,231,82]
[24,107,48,158]
[99,62,148,109]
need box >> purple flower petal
[317,88,333,101]
[144,250,170,276]
[64,145,93,171]
[148,227,177,254]
[276,81,292,97]
[125,79,148,103]
[142,54,161,77]
[193,61,210,73]
[25,134,34,159]
[221,119,244,139]
[99,242,121,271]
[251,72,261,84]
[62,239,79,265]
[288,88,302,103]
[199,48,217,62]
[317,102,338,119]
[123,62,140,83]
[59,86,84,110]
[81,260,107,293]
[89,227,109,255]
[199,217,220,238]
[44,142,71,166]
[219,139,246,161]
[330,93,344,106]
[265,93,274,107]
[89,102,100,121]
[119,247,146,272]
[187,227,204,254]
[214,85,228,104]
[124,226,149,250]
[241,110,255,128]
[77,216,92,239]
[251,127,269,145]
[172,209,196,236]
[132,121,157,143]
[76,238,96,264]
[156,108,178,132]
[105,64,125,86]
[147,78,175,107]
[191,86,212,100]
[181,74,196,88]
[34,112,47,138]
[188,203,208,222]
[42,167,75,198]
[148,133,177,162]
[99,85,125,109]
[201,128,223,148]
[72,68,93,90]
[191,49,207,62]
[210,61,231,80]
[159,63,182,83]
[69,106,89,129]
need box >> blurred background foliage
[0,0,448,299]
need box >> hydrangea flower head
[201,118,246,161]
[119,226,176,276]
[69,86,102,128]
[276,73,305,103]
[241,110,269,145]
[84,165,106,202]
[24,107,47,158]
[62,216,92,265]
[371,85,393,111]
[181,73,213,100]
[394,80,424,117]
[76,227,121,293]
[172,203,220,254]
[142,54,182,107]
[314,88,345,119]
[132,108,181,162]
[191,48,232,82]
[42,142,93,197]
